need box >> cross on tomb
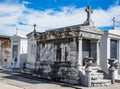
[85,6,93,21]
[33,23,37,32]
[16,28,18,35]
[112,17,116,29]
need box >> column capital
[78,34,82,40]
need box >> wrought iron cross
[85,6,93,21]
[112,17,116,29]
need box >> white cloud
[22,1,31,5]
[0,1,120,36]
[93,6,120,27]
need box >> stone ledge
[91,79,111,87]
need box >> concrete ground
[0,71,120,89]
[0,82,22,89]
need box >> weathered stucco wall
[36,39,78,65]
[37,43,56,61]
[0,37,11,68]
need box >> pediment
[11,34,27,39]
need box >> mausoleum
[100,17,120,80]
[10,29,27,69]
[25,6,113,87]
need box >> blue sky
[22,0,117,10]
[14,0,117,10]
[0,0,120,36]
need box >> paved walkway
[0,71,120,89]
[83,83,120,89]
[0,82,22,89]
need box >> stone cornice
[27,24,103,41]
[35,29,79,41]
[37,37,74,44]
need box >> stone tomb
[26,6,111,87]
[100,27,120,79]
[0,35,11,69]
[10,32,27,70]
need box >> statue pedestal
[108,59,119,84]
[85,67,92,87]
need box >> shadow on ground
[1,71,82,89]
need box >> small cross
[112,17,116,29]
[85,6,93,21]
[33,23,36,32]
[16,28,18,35]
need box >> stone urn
[108,58,119,69]
[84,56,93,68]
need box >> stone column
[61,43,64,61]
[118,40,120,75]
[0,41,1,59]
[0,41,2,67]
[17,41,20,68]
[107,37,111,59]
[85,67,92,87]
[96,40,100,66]
[78,37,82,66]
[106,37,111,74]
[119,40,120,63]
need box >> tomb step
[81,66,101,70]
[82,66,102,73]
[91,73,104,80]
[115,75,120,83]
[91,79,111,87]
[3,68,21,73]
[11,68,21,72]
[21,69,33,74]
[2,68,12,72]
[91,66,101,70]
[91,69,102,74]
